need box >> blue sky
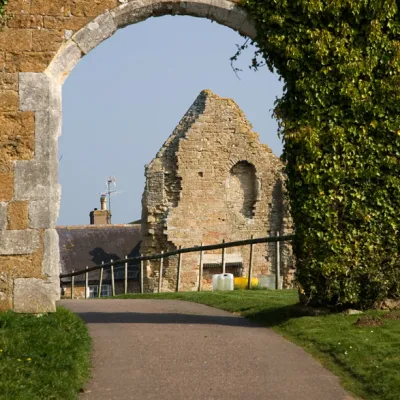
[58,15,283,226]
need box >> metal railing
[60,233,295,298]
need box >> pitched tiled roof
[57,224,142,281]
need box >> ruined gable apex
[151,89,274,168]
[152,90,210,163]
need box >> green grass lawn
[113,290,400,400]
[0,306,91,400]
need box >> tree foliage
[240,0,400,308]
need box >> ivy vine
[240,0,400,308]
[0,0,7,17]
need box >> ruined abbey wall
[141,90,293,291]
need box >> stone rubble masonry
[6,201,29,230]
[0,110,36,165]
[0,0,256,312]
[141,90,294,292]
[0,169,14,201]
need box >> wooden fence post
[176,246,182,292]
[85,266,89,299]
[59,235,295,299]
[111,259,115,297]
[124,255,128,295]
[71,271,74,299]
[276,232,280,290]
[98,261,104,298]
[198,243,203,292]
[247,235,254,290]
[140,256,144,294]
[158,251,164,293]
[221,239,226,274]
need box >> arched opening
[227,161,257,219]
[11,0,288,311]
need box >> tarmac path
[61,299,352,400]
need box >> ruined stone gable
[141,90,293,291]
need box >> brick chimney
[90,195,111,225]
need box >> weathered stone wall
[0,0,256,311]
[141,90,293,291]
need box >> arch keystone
[177,1,211,18]
[111,0,155,28]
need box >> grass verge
[112,290,400,400]
[0,306,91,400]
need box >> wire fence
[60,233,295,299]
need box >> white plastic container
[212,274,220,291]
[212,273,234,291]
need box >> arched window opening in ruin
[228,161,257,219]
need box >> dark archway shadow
[74,311,259,327]
[63,302,326,328]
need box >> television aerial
[98,176,125,224]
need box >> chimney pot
[100,195,107,211]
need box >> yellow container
[234,277,259,289]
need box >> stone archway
[0,1,256,312]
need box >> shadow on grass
[244,304,331,328]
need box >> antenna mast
[105,176,116,224]
[98,176,124,225]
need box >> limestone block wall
[0,0,257,312]
[141,90,294,291]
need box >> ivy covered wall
[241,0,400,307]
